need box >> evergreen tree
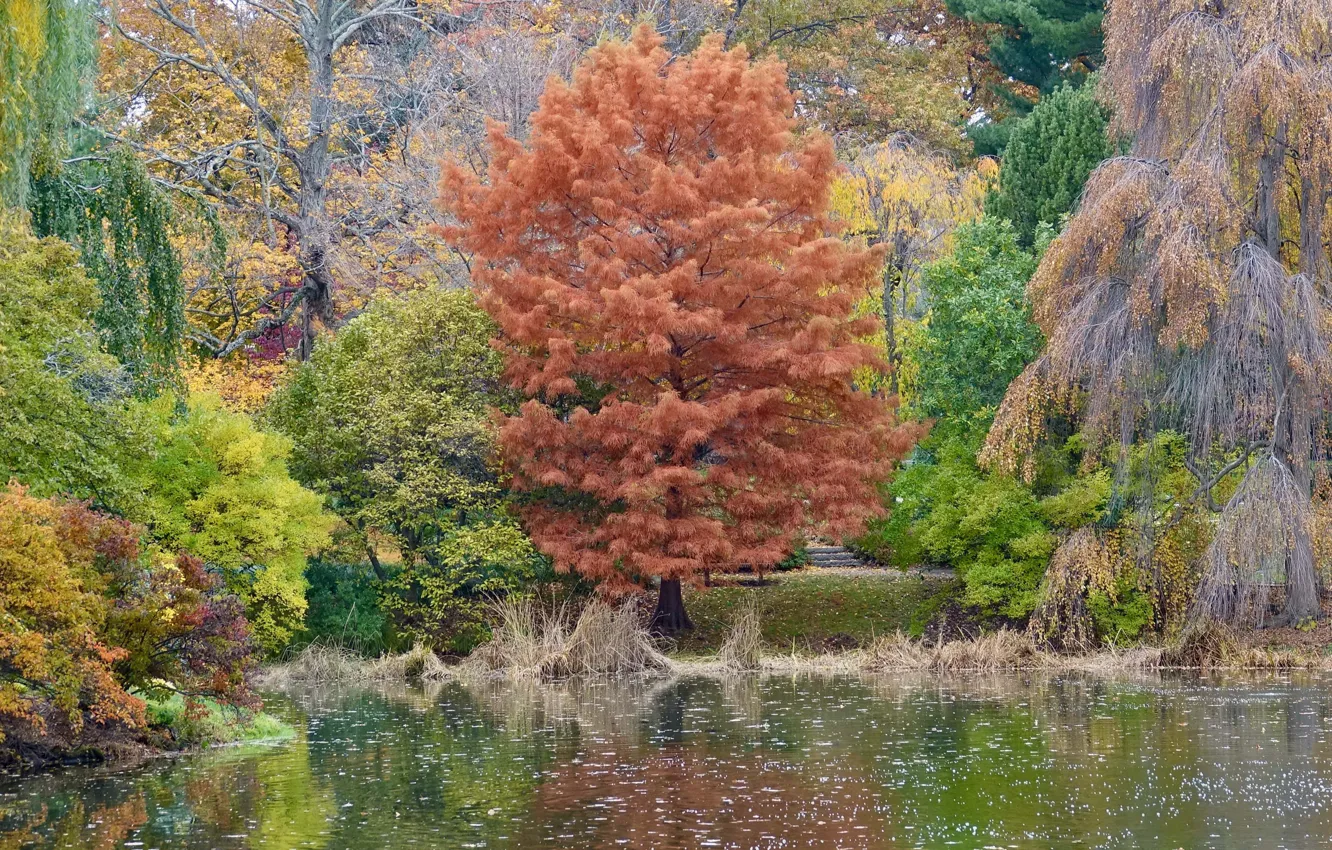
[948,0,1104,155]
[947,0,1103,95]
[988,83,1111,245]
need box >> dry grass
[366,643,453,682]
[1163,620,1322,670]
[262,609,1329,692]
[258,641,451,688]
[864,629,1038,672]
[461,598,674,680]
[1048,644,1165,672]
[716,601,762,672]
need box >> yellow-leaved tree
[830,135,994,392]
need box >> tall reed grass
[462,599,674,680]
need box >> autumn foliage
[0,484,255,740]
[0,485,143,738]
[440,28,922,628]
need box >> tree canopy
[946,0,1103,95]
[267,288,542,650]
[0,216,142,503]
[440,28,923,632]
[987,83,1111,245]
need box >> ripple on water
[3,672,1332,849]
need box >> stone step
[807,544,865,568]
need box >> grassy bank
[0,696,292,776]
[673,570,954,654]
[144,695,294,748]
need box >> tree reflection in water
[3,673,1332,849]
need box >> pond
[4,673,1332,849]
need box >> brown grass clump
[259,641,451,688]
[1163,620,1320,670]
[861,631,934,670]
[550,601,672,678]
[259,643,367,687]
[366,643,453,682]
[462,598,673,680]
[934,629,1037,671]
[864,630,1038,672]
[717,602,763,672]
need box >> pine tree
[440,27,922,633]
[947,0,1103,95]
[988,83,1112,245]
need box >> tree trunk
[882,267,897,395]
[1280,393,1320,625]
[650,578,694,636]
[1256,120,1318,625]
[295,8,336,360]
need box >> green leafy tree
[900,218,1045,421]
[895,435,1056,618]
[862,219,1051,618]
[298,556,389,650]
[125,395,334,654]
[31,147,189,390]
[987,84,1111,245]
[267,289,544,651]
[0,216,144,504]
[2,0,190,389]
[0,0,92,206]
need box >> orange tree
[440,28,923,633]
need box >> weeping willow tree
[1,1,185,388]
[984,0,1332,629]
[30,147,188,389]
[0,0,92,206]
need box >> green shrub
[268,289,544,652]
[1088,579,1153,645]
[124,394,335,654]
[299,558,390,652]
[900,218,1044,422]
[0,217,146,504]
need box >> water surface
[4,673,1332,849]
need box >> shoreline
[0,708,295,779]
[259,625,1332,692]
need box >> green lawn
[671,570,956,654]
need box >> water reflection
[4,672,1332,849]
